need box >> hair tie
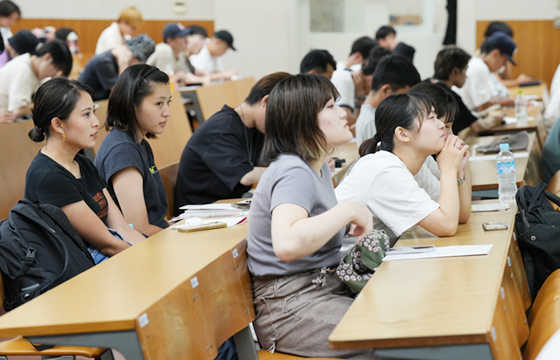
[34,125,42,132]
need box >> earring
[62,131,66,142]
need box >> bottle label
[497,160,516,174]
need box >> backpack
[0,199,95,311]
[515,181,560,300]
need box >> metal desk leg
[29,330,144,360]
[234,325,259,360]
[375,344,494,360]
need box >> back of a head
[408,82,459,123]
[35,39,73,77]
[245,72,291,106]
[29,77,94,142]
[392,42,415,62]
[55,27,75,42]
[433,47,471,81]
[107,64,169,141]
[8,29,39,55]
[119,6,143,30]
[359,92,434,156]
[350,36,377,58]
[375,25,396,40]
[300,49,336,74]
[371,54,421,92]
[362,46,392,76]
[186,25,207,38]
[484,21,513,38]
[261,74,339,166]
[0,0,20,18]
[480,31,516,60]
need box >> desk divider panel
[489,296,523,360]
[500,262,529,347]
[508,231,532,311]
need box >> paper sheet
[503,116,535,125]
[469,152,528,161]
[180,204,238,211]
[471,203,510,212]
[382,244,493,261]
[171,216,247,230]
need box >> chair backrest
[91,99,110,157]
[524,296,560,360]
[0,121,43,220]
[195,77,256,121]
[159,162,179,220]
[545,171,560,211]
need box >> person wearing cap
[95,6,143,55]
[0,39,72,123]
[189,29,238,81]
[457,31,518,112]
[183,25,207,74]
[0,29,38,69]
[79,33,155,101]
[146,23,190,85]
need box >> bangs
[408,92,436,130]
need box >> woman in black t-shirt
[94,64,170,236]
[26,77,146,263]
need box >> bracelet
[457,174,466,185]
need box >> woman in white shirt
[335,92,471,245]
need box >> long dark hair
[106,64,169,142]
[260,74,339,166]
[408,82,459,124]
[29,77,94,142]
[359,93,435,156]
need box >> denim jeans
[87,228,130,265]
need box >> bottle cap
[518,89,523,94]
[499,143,510,151]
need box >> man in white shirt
[95,7,143,55]
[458,31,518,112]
[189,30,238,81]
[355,55,420,146]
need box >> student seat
[195,77,256,121]
[91,99,110,157]
[159,162,179,220]
[524,297,560,360]
[529,269,560,325]
[257,350,341,360]
[545,171,560,211]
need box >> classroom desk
[509,82,547,101]
[331,141,359,188]
[0,220,257,360]
[178,85,205,125]
[467,132,542,191]
[329,201,530,360]
[480,104,547,147]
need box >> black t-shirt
[174,105,264,214]
[424,79,478,135]
[94,129,169,229]
[25,152,110,225]
[78,50,119,101]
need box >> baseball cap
[487,31,517,65]
[125,33,155,63]
[163,23,191,42]
[8,30,39,55]
[213,30,236,51]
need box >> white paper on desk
[172,216,247,230]
[471,203,510,212]
[503,116,536,124]
[179,210,249,219]
[469,152,528,161]
[180,204,238,211]
[382,244,493,261]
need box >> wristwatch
[457,174,466,185]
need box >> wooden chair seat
[159,162,179,220]
[545,171,560,211]
[258,349,342,359]
[0,336,107,357]
[529,269,560,325]
[524,297,560,360]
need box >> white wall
[17,0,214,20]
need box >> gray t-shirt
[356,104,376,147]
[247,154,344,276]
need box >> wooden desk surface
[467,132,537,191]
[509,83,547,100]
[484,104,541,133]
[329,203,517,349]
[332,141,359,188]
[0,222,249,337]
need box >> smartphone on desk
[386,245,435,255]
[232,199,251,210]
[482,221,508,231]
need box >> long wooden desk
[331,141,359,188]
[330,201,530,359]
[0,220,257,359]
[509,83,547,101]
[467,132,542,191]
[480,104,547,147]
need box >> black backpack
[0,199,95,311]
[515,181,560,300]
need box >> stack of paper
[382,244,493,261]
[175,203,249,220]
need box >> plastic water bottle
[515,90,528,127]
[496,143,517,203]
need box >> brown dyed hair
[260,74,339,166]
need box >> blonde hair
[118,7,143,30]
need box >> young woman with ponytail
[335,92,471,246]
[25,77,145,264]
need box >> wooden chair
[159,162,179,220]
[91,99,110,157]
[529,269,560,325]
[546,170,560,211]
[524,297,560,360]
[195,77,256,121]
[0,275,113,360]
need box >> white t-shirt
[421,155,441,180]
[331,67,355,111]
[95,22,131,55]
[189,39,224,74]
[457,57,497,111]
[146,43,187,74]
[356,103,376,146]
[335,151,440,245]
[0,53,40,111]
[0,27,12,44]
